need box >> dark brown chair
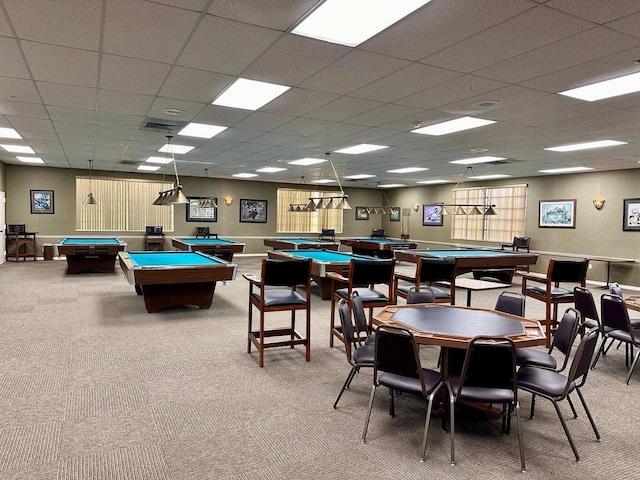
[517,328,600,462]
[5,224,37,261]
[394,256,456,305]
[501,236,531,272]
[243,258,312,367]
[328,258,395,347]
[333,299,375,408]
[319,228,335,242]
[494,291,526,317]
[361,325,444,462]
[371,228,385,238]
[144,226,165,250]
[521,259,589,347]
[195,226,212,238]
[406,287,436,305]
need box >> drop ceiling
[1,0,640,188]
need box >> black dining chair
[494,291,526,317]
[351,291,375,346]
[446,336,525,472]
[516,307,581,372]
[406,286,436,305]
[361,325,444,462]
[610,283,640,329]
[394,256,456,305]
[517,328,600,462]
[334,299,375,408]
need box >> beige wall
[0,160,5,191]
[381,168,640,286]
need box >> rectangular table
[437,277,511,307]
[118,251,237,313]
[171,237,245,261]
[584,255,636,289]
[263,237,339,251]
[340,237,417,258]
[267,249,375,299]
[395,248,538,284]
[56,237,127,273]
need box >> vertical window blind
[276,188,343,233]
[76,177,174,231]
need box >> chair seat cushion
[335,287,388,303]
[607,329,632,343]
[448,375,514,403]
[380,369,442,395]
[429,286,452,300]
[516,347,557,370]
[583,319,599,330]
[525,286,574,299]
[252,290,307,307]
[353,344,375,364]
[517,366,575,397]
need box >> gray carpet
[0,256,637,479]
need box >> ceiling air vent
[119,159,142,165]
[139,117,189,133]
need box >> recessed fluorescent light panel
[178,123,227,139]
[212,78,290,111]
[233,173,258,178]
[16,156,44,164]
[449,156,506,165]
[311,179,336,184]
[538,167,593,174]
[469,174,510,180]
[292,0,431,47]
[0,127,21,139]
[544,140,627,152]
[417,179,449,184]
[146,156,173,164]
[343,174,376,179]
[1,144,34,154]
[412,116,496,136]
[559,71,640,101]
[256,167,286,173]
[158,144,195,154]
[377,183,404,188]
[387,167,428,174]
[335,144,389,154]
[288,158,327,166]
[137,165,161,171]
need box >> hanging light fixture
[361,188,395,215]
[83,159,98,205]
[433,166,497,216]
[152,135,189,205]
[305,153,351,210]
[197,169,218,208]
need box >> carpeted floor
[0,255,637,479]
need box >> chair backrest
[513,236,530,249]
[417,256,456,284]
[551,308,581,359]
[548,259,588,284]
[407,287,435,305]
[349,259,395,286]
[196,226,209,235]
[321,228,335,238]
[564,328,600,390]
[338,299,356,361]
[494,292,525,317]
[573,287,600,324]
[610,283,623,298]
[371,229,385,238]
[374,325,426,394]
[261,258,311,287]
[600,293,631,332]
[457,336,517,395]
[146,225,163,234]
[7,224,26,233]
[350,292,370,337]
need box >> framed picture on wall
[240,199,267,223]
[389,207,400,222]
[355,206,369,220]
[623,198,640,231]
[186,197,217,222]
[30,189,54,214]
[539,199,576,228]
[422,204,443,226]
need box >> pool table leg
[140,282,216,313]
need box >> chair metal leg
[515,401,526,473]
[529,393,536,419]
[447,383,456,465]
[361,385,378,443]
[626,349,640,385]
[576,388,600,440]
[551,399,580,462]
[591,338,606,369]
[566,394,578,419]
[389,387,395,417]
[420,385,442,462]
[333,366,358,409]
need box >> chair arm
[242,273,262,286]
[394,272,416,283]
[500,243,515,251]
[326,272,348,283]
[520,272,549,289]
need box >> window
[276,188,343,233]
[451,184,527,242]
[76,177,174,231]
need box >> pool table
[394,248,538,283]
[340,237,417,258]
[263,237,339,251]
[267,249,375,299]
[118,251,237,313]
[171,237,245,261]
[56,237,127,274]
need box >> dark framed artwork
[355,206,369,220]
[539,199,576,228]
[186,197,217,222]
[389,207,400,222]
[240,199,267,223]
[30,189,54,214]
[623,198,640,231]
[422,204,443,226]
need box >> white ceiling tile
[103,0,200,63]
[100,55,171,95]
[155,0,208,12]
[47,106,96,124]
[192,105,252,127]
[261,88,339,117]
[160,67,233,103]
[0,37,30,79]
[305,97,384,122]
[0,100,49,119]
[7,117,54,133]
[208,0,317,30]
[345,104,424,128]
[439,85,548,116]
[0,77,41,103]
[21,41,98,87]
[178,16,281,75]
[271,117,331,136]
[607,11,640,38]
[0,5,12,36]
[37,82,96,110]
[234,112,295,132]
[97,90,154,116]
[545,0,640,23]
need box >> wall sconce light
[593,199,605,210]
[412,204,420,212]
[225,197,233,206]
